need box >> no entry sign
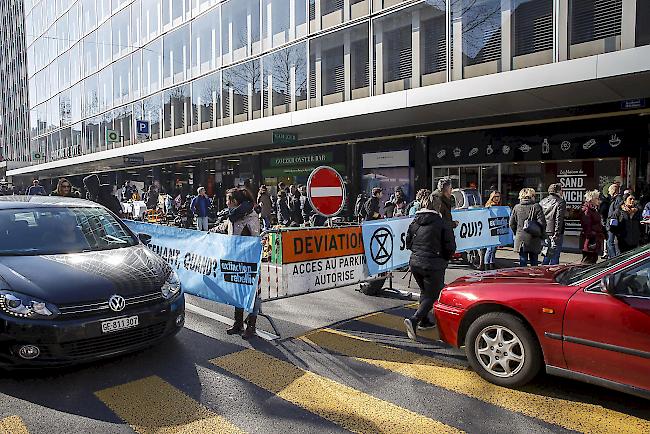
[307,166,346,217]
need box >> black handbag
[523,205,543,238]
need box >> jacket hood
[0,245,170,305]
[83,174,101,198]
[414,209,442,225]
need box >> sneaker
[404,318,417,341]
[418,318,436,330]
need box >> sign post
[307,166,346,218]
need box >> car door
[562,260,650,391]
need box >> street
[1,260,649,434]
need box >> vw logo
[108,295,126,312]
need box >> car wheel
[464,312,542,387]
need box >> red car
[434,245,650,399]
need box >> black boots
[242,315,257,340]
[226,308,244,335]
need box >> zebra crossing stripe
[95,375,246,434]
[211,349,462,434]
[302,328,650,434]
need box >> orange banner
[281,227,365,264]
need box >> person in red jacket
[580,190,605,264]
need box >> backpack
[354,193,368,219]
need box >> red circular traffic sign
[307,166,346,217]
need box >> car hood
[452,265,569,286]
[0,245,171,305]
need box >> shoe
[418,317,436,330]
[226,308,244,335]
[242,315,257,340]
[404,318,417,341]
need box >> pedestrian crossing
[8,304,650,434]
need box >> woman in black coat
[509,188,546,267]
[403,192,456,341]
[612,193,642,253]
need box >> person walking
[611,193,642,253]
[403,192,456,340]
[190,187,212,231]
[27,179,46,196]
[540,183,566,265]
[483,190,502,270]
[82,174,122,215]
[211,188,261,339]
[257,185,273,230]
[509,188,546,266]
[606,183,624,257]
[580,190,605,264]
[50,178,80,198]
[276,189,291,226]
[432,178,457,228]
[364,187,383,221]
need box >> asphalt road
[1,261,649,434]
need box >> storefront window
[452,0,502,79]
[568,0,622,59]
[362,150,413,206]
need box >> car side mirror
[600,274,619,295]
[138,233,152,245]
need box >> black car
[0,196,184,367]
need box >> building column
[374,20,383,94]
[212,88,219,126]
[247,6,253,55]
[452,11,463,80]
[247,82,253,119]
[266,0,273,49]
[289,0,296,40]
[290,64,297,111]
[621,0,637,49]
[411,9,421,89]
[344,0,350,22]
[501,0,512,72]
[228,86,234,123]
[314,0,322,32]
[314,39,323,106]
[414,136,429,192]
[267,73,273,115]
[556,0,568,61]
[344,31,351,101]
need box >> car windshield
[0,206,138,255]
[557,244,650,285]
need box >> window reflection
[512,0,552,69]
[163,85,191,137]
[223,59,262,124]
[163,25,190,87]
[191,72,221,131]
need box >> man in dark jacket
[83,175,122,216]
[606,183,623,258]
[540,183,566,265]
[432,178,457,228]
[288,185,304,226]
[364,188,383,221]
[27,179,46,196]
[403,193,456,340]
[191,187,212,231]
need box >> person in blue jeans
[191,187,212,231]
[509,188,546,267]
[540,183,566,266]
[483,190,502,270]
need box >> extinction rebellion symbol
[370,227,393,265]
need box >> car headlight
[0,290,59,319]
[161,271,181,300]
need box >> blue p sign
[136,120,150,135]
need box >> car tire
[464,312,542,387]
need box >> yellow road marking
[211,349,461,434]
[303,328,650,434]
[0,416,29,434]
[404,302,419,309]
[356,311,439,341]
[95,376,245,434]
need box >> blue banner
[452,206,513,252]
[124,221,262,312]
[362,217,413,276]
[362,207,513,274]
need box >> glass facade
[19,0,639,163]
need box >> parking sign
[136,120,150,137]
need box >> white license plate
[101,316,139,333]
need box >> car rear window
[0,206,138,255]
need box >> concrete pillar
[452,12,463,80]
[290,0,296,40]
[344,0,350,22]
[290,64,296,110]
[411,9,421,88]
[212,88,218,126]
[374,20,383,94]
[621,0,637,49]
[344,31,351,100]
[314,40,322,106]
[247,82,253,119]
[556,0,568,61]
[315,0,321,31]
[228,20,233,57]
[501,0,512,72]
[228,86,234,123]
[247,7,253,55]
[266,0,273,49]
[267,73,273,115]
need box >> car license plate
[101,316,139,333]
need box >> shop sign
[31,151,44,160]
[557,167,590,236]
[124,156,145,166]
[106,129,120,143]
[452,207,513,252]
[362,150,410,169]
[269,152,332,167]
[621,99,645,110]
[272,131,298,145]
[281,227,368,294]
[136,120,150,137]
